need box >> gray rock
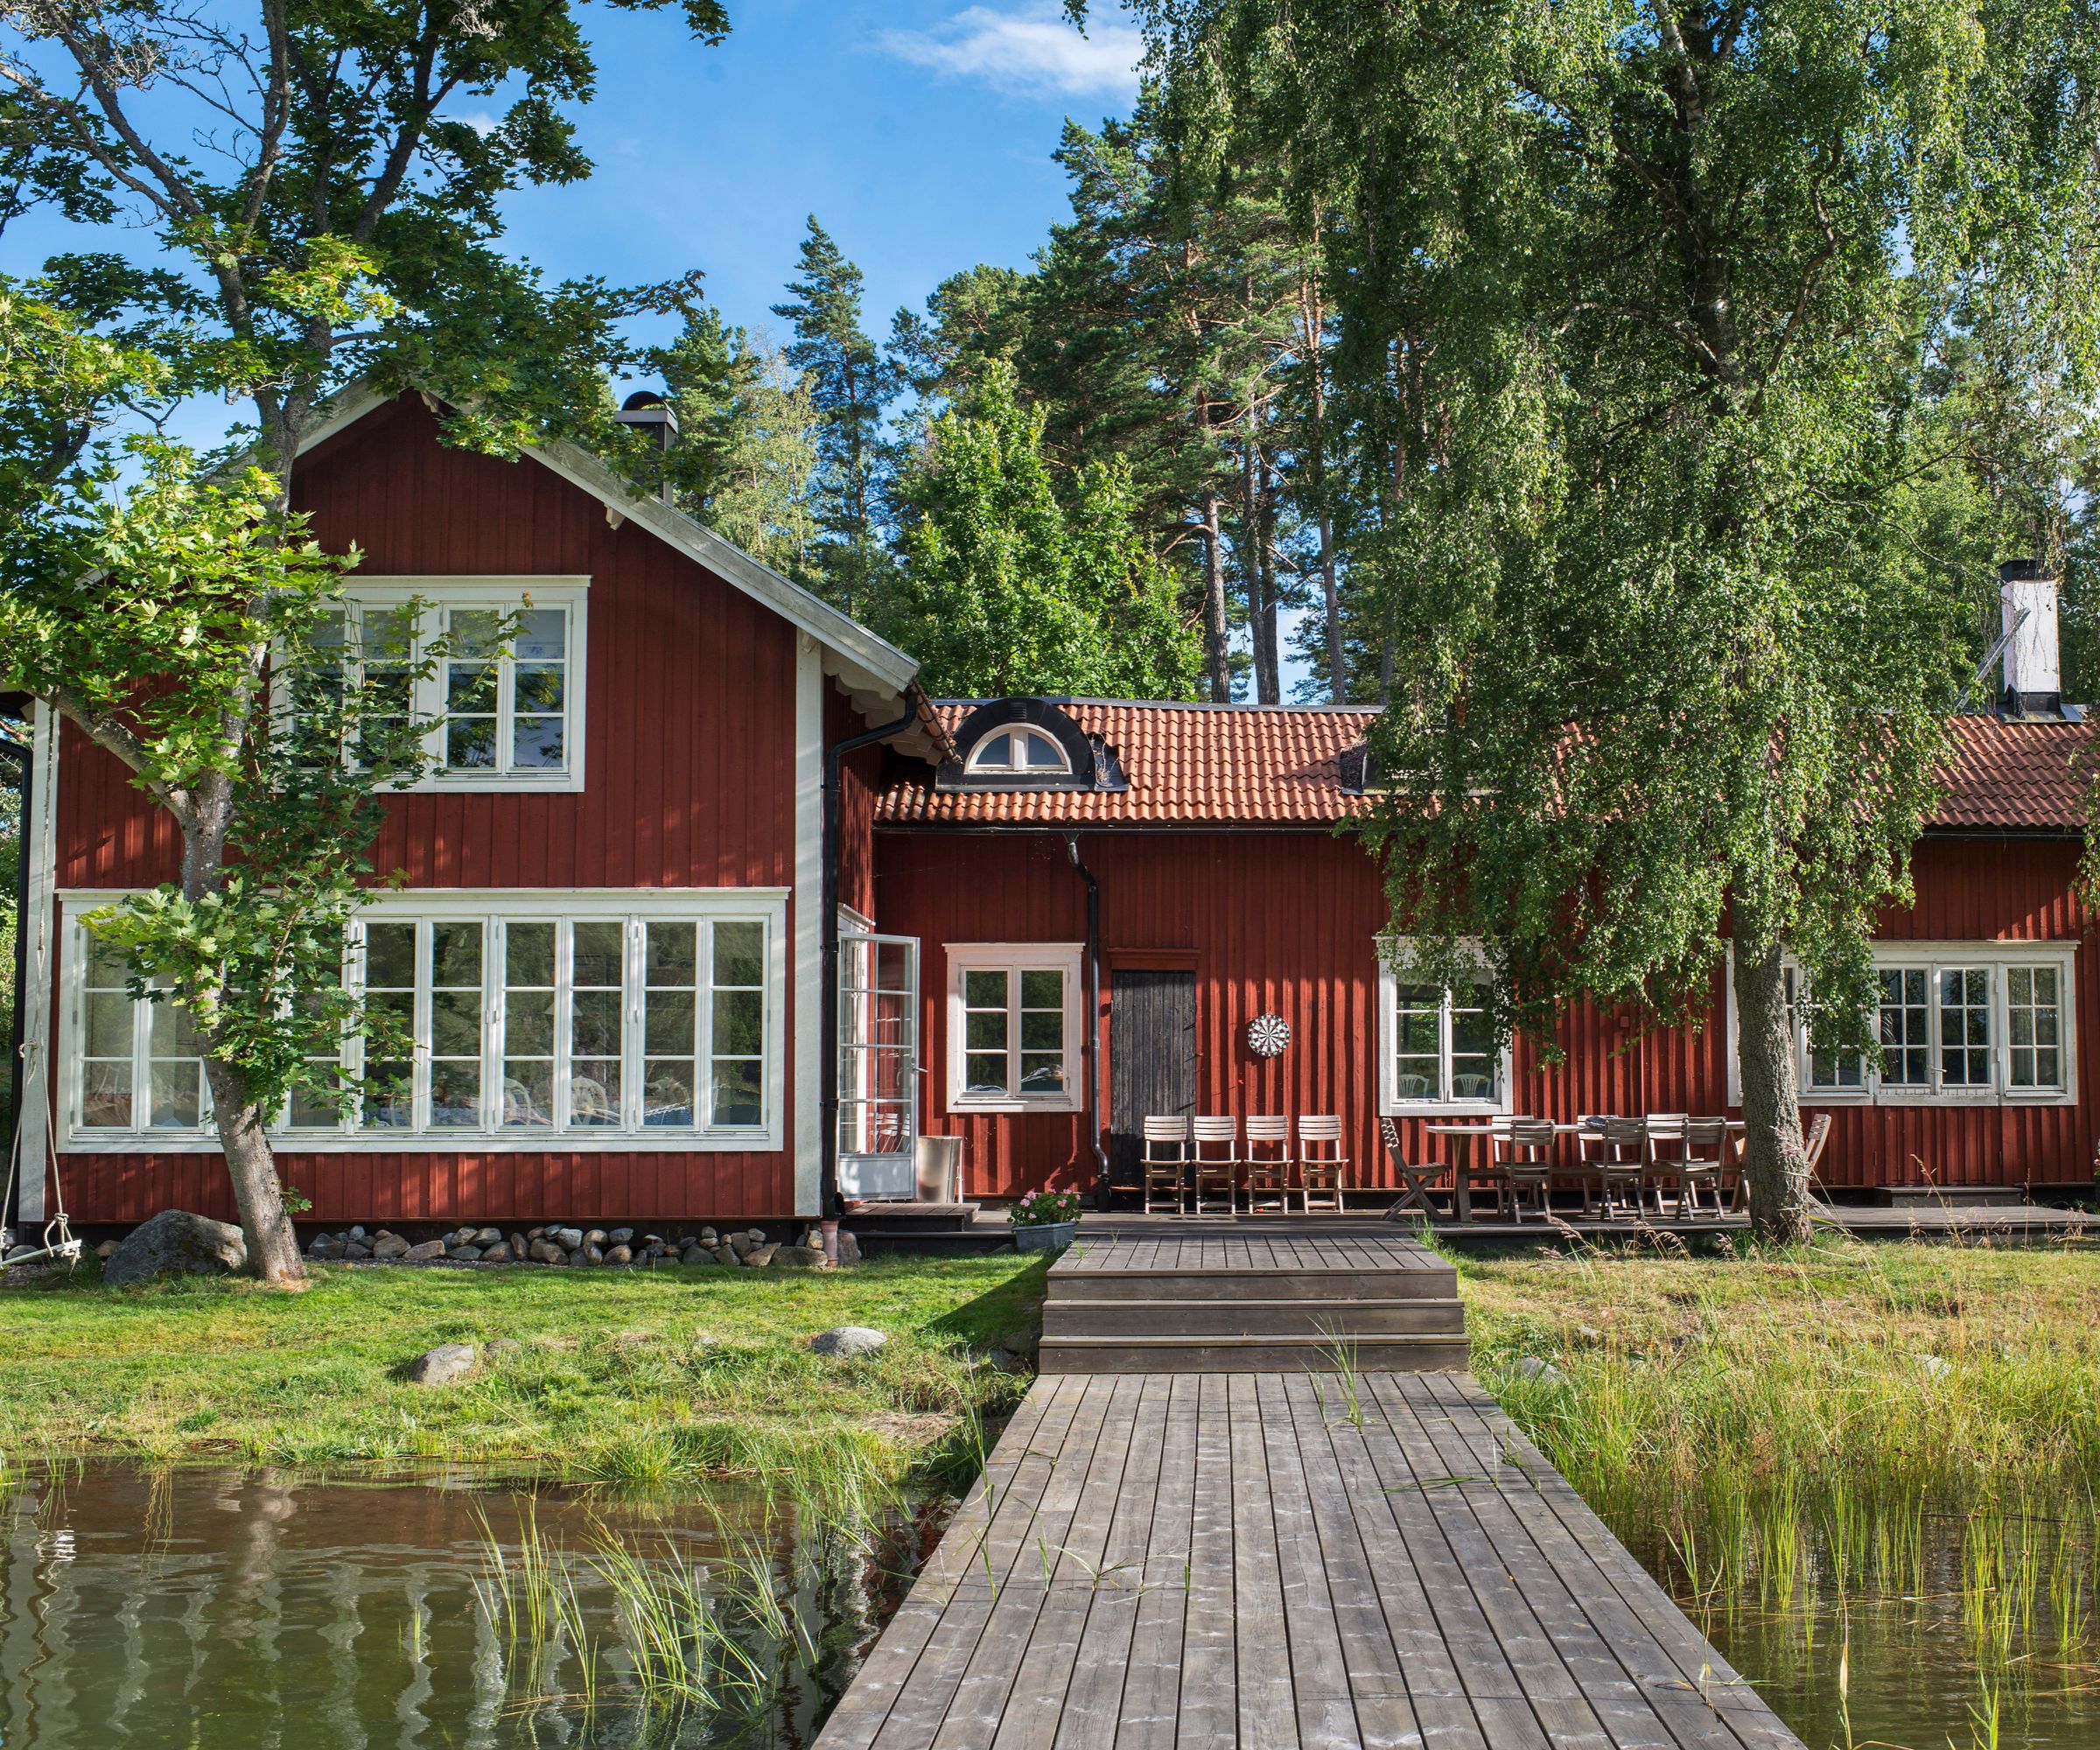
[402,1239,447,1263]
[508,1232,527,1256]
[699,1228,718,1245]
[528,1238,566,1264]
[565,1248,585,1266]
[745,1243,779,1268]
[584,1228,608,1248]
[372,1235,410,1261]
[486,1338,522,1362]
[679,1243,707,1264]
[102,1210,249,1288]
[729,1233,755,1257]
[528,1226,545,1240]
[774,1244,826,1269]
[473,1227,502,1248]
[345,1241,372,1261]
[606,1243,633,1265]
[583,1243,605,1264]
[1513,1356,1569,1387]
[480,1242,512,1264]
[446,1245,483,1262]
[836,1229,863,1266]
[809,1326,887,1359]
[308,1236,344,1260]
[94,1238,120,1260]
[407,1343,477,1386]
[551,1227,584,1251]
[609,1227,635,1246]
[349,1225,367,1240]
[747,1228,766,1243]
[710,1245,739,1266]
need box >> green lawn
[0,1256,1046,1492]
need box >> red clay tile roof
[874,701,2095,832]
[1934,714,2092,830]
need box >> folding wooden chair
[1190,1116,1241,1214]
[1381,1116,1448,1220]
[1496,1117,1558,1222]
[1584,1117,1651,1219]
[1242,1115,1293,1214]
[1662,1117,1732,1218]
[1298,1115,1348,1213]
[1643,1115,1690,1216]
[1141,1115,1191,1214]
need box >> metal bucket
[914,1135,962,1204]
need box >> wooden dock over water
[816,1234,1805,1750]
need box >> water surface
[0,1462,941,1747]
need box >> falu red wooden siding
[53,397,810,1224]
[873,828,2098,1200]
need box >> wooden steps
[1040,1230,1468,1375]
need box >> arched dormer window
[936,698,1128,793]
[966,724,1072,776]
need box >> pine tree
[772,219,896,615]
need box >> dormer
[935,698,1129,793]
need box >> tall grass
[1474,1231,2100,1724]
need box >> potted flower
[1009,1190,1083,1253]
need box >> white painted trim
[793,634,824,1218]
[1374,948,1516,1117]
[943,942,1086,1114]
[55,887,789,1154]
[18,704,59,1222]
[1723,942,2079,1109]
[290,384,921,701]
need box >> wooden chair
[1298,1115,1348,1213]
[1582,1117,1651,1218]
[1242,1116,1293,1214]
[1141,1115,1190,1214]
[1190,1116,1241,1214]
[1496,1117,1558,1222]
[1643,1115,1689,1216]
[1731,1111,1832,1214]
[1662,1117,1732,1218]
[1381,1116,1448,1220]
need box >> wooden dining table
[1421,1118,1746,1222]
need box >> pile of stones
[304,1222,862,1268]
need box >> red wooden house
[17,396,2096,1231]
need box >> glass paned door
[838,933,919,1200]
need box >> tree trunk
[205,1055,309,1285]
[1319,517,1344,704]
[1732,928,1814,1244]
[1241,422,1278,705]
[1256,458,1282,706]
[1201,491,1230,702]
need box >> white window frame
[55,887,786,1152]
[305,577,589,793]
[1726,942,2077,1108]
[1376,943,1514,1116]
[964,725,1071,776]
[944,942,1085,1113]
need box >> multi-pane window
[964,726,1070,776]
[1937,968,1992,1087]
[289,580,585,789]
[2006,965,2063,1090]
[1766,952,2073,1102]
[1383,970,1504,1109]
[947,947,1082,1110]
[65,900,779,1145]
[1877,970,1931,1088]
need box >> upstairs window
[290,578,587,792]
[965,725,1070,776]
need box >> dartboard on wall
[1247,1013,1291,1058]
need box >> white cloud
[879,4,1144,102]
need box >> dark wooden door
[1109,970,1197,1195]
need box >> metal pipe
[1064,834,1109,1208]
[822,704,919,1222]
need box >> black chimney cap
[1998,558,2049,582]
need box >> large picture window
[60,891,784,1151]
[302,578,587,791]
[1377,946,1511,1114]
[945,944,1084,1112]
[1751,946,2075,1105]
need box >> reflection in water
[0,1463,942,1747]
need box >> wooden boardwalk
[816,1235,1805,1750]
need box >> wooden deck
[817,1233,1807,1749]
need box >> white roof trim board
[296,385,920,702]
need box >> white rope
[0,1041,79,1270]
